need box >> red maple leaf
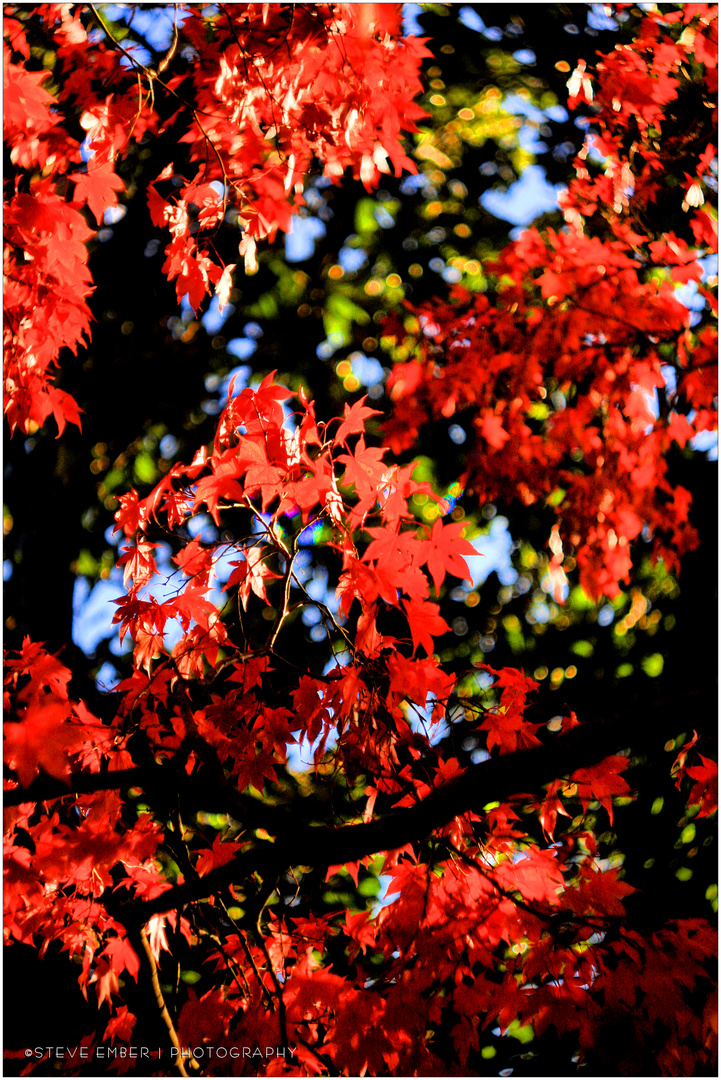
[70,157,125,224]
[686,756,718,819]
[562,867,638,921]
[334,396,383,446]
[338,436,388,495]
[4,702,81,787]
[570,756,631,824]
[103,1005,136,1046]
[416,517,477,595]
[223,546,281,611]
[196,834,242,878]
[402,597,449,655]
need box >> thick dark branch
[120,691,710,927]
[8,690,711,931]
[4,767,151,806]
[3,764,313,837]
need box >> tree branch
[116,690,710,927]
[7,689,710,936]
[139,926,196,1077]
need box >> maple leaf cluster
[5,375,718,1076]
[383,4,717,600]
[152,4,429,301]
[2,4,718,1077]
[111,375,473,694]
[4,3,429,436]
[3,638,174,1016]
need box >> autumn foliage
[4,3,427,435]
[3,4,718,1077]
[383,6,718,600]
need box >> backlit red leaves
[4,5,427,433]
[196,835,244,878]
[103,1005,136,1047]
[152,3,426,312]
[402,597,449,656]
[334,396,383,446]
[685,757,718,819]
[70,157,125,225]
[386,653,455,724]
[107,373,485,680]
[3,648,164,1008]
[561,864,637,918]
[417,517,476,595]
[477,665,543,755]
[495,846,565,905]
[382,6,717,602]
[224,547,282,611]
[3,7,718,1075]
[538,779,572,841]
[4,188,92,436]
[570,755,631,825]
[674,736,719,819]
[3,640,109,786]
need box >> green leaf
[323,291,370,342]
[355,198,379,235]
[103,467,124,492]
[134,451,158,485]
[641,652,664,677]
[568,586,595,611]
[74,549,98,577]
[507,1019,534,1045]
[570,640,593,658]
[357,876,380,897]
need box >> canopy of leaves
[3,3,718,1077]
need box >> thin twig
[267,548,295,652]
[252,889,289,1050]
[195,912,252,1001]
[88,3,229,205]
[139,926,196,1077]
